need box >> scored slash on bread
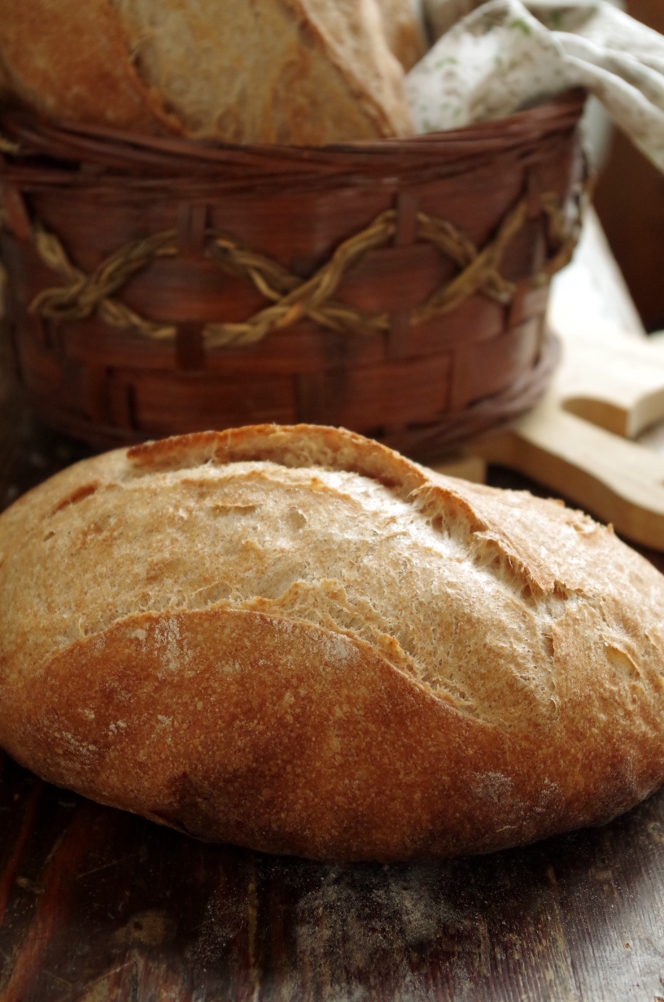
[0,425,663,861]
[0,0,415,144]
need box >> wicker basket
[0,92,585,459]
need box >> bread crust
[0,0,180,135]
[0,0,413,144]
[1,424,663,861]
[112,0,412,143]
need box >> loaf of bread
[1,425,663,862]
[0,0,414,144]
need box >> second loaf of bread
[0,0,415,143]
[0,424,663,861]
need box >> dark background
[595,1,664,332]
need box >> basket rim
[1,89,586,178]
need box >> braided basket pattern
[0,92,585,458]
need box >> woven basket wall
[0,92,585,459]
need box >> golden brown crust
[0,0,180,134]
[0,0,412,144]
[5,605,659,861]
[1,424,664,861]
[114,0,413,143]
[294,0,413,139]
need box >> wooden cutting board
[472,325,664,549]
[464,210,664,551]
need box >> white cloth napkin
[407,0,664,171]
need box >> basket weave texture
[0,92,585,458]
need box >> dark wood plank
[1,753,664,1002]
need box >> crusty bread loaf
[0,0,413,144]
[1,425,663,862]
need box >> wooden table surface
[1,334,664,1002]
